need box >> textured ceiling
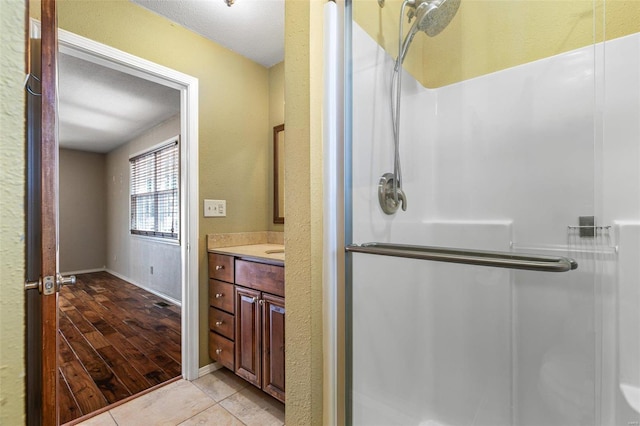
[59,53,180,154]
[131,0,285,68]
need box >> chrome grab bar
[345,242,578,273]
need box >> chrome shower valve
[378,172,407,215]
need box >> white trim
[198,363,223,377]
[105,269,181,307]
[46,21,201,382]
[59,267,105,276]
[323,2,342,425]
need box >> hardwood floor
[58,271,181,424]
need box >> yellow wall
[284,0,325,424]
[269,61,285,232]
[30,0,272,367]
[355,0,640,88]
[0,0,26,423]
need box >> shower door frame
[337,1,610,425]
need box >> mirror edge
[273,123,285,224]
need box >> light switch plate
[204,199,226,217]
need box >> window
[130,139,179,240]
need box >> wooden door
[26,0,60,424]
[41,2,60,423]
[234,286,261,387]
[261,294,285,402]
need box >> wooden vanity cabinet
[261,293,285,402]
[234,286,261,387]
[208,254,235,371]
[234,286,286,403]
[208,252,285,403]
[234,259,285,403]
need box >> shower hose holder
[378,172,407,215]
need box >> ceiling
[131,0,285,68]
[59,0,284,153]
[59,53,180,153]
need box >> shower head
[397,0,461,66]
[421,0,461,37]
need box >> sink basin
[265,249,285,254]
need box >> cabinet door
[262,293,285,402]
[235,286,261,388]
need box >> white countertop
[208,243,285,265]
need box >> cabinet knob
[215,265,225,271]
[215,293,223,298]
[258,299,264,306]
[216,348,222,355]
[251,297,258,303]
[215,321,223,327]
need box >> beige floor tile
[192,368,249,402]
[108,380,215,426]
[219,386,285,426]
[77,412,117,426]
[178,404,245,426]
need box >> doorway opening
[39,21,200,423]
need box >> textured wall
[30,0,272,366]
[284,1,325,424]
[106,115,181,302]
[59,149,107,273]
[354,0,640,88]
[269,61,285,232]
[0,0,25,424]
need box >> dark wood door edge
[40,0,59,424]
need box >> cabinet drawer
[209,280,234,314]
[235,260,284,297]
[209,332,234,371]
[208,253,234,282]
[209,307,234,340]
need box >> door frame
[31,19,201,381]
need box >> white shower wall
[351,22,640,426]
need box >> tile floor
[77,369,285,426]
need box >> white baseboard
[60,267,106,276]
[105,269,182,307]
[198,362,223,377]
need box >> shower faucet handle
[397,187,407,212]
[378,172,408,214]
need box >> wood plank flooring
[58,271,181,424]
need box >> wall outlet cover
[204,199,227,217]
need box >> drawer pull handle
[215,293,223,298]
[216,348,222,355]
[215,321,223,327]
[215,265,225,271]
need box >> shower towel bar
[345,242,578,272]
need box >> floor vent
[153,301,170,308]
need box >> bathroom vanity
[208,243,285,403]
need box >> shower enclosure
[342,0,640,424]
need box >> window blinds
[130,140,179,239]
